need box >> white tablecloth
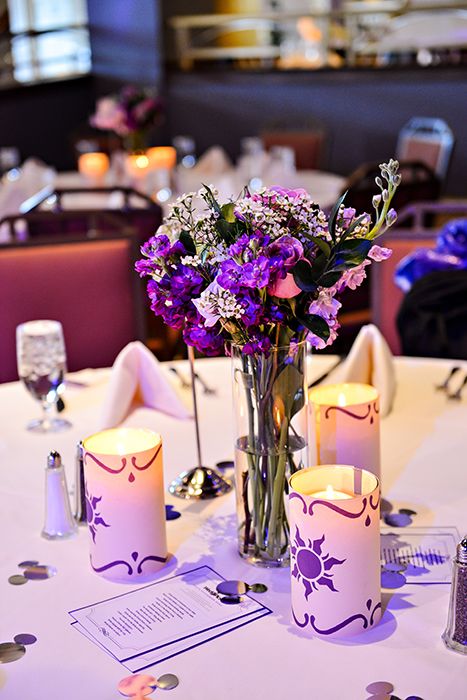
[1,355,466,699]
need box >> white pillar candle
[289,465,381,639]
[309,382,381,482]
[83,428,168,583]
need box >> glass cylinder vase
[231,341,308,567]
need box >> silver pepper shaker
[74,441,87,524]
[442,535,467,654]
[42,451,78,540]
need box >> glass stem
[41,400,54,430]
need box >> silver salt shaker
[442,535,467,654]
[42,451,78,540]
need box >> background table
[1,355,466,699]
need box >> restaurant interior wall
[166,66,467,197]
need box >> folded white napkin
[192,146,232,176]
[99,341,190,429]
[331,324,396,417]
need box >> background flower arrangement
[91,85,163,152]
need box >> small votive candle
[289,464,381,639]
[83,428,168,583]
[309,382,381,482]
[78,152,109,181]
[147,146,177,170]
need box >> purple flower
[183,320,224,356]
[342,207,356,227]
[218,260,244,293]
[243,333,272,356]
[242,256,270,288]
[267,235,304,270]
[148,234,171,257]
[240,292,263,327]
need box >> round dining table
[1,354,466,699]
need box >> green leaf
[216,219,236,244]
[201,183,222,215]
[292,259,317,293]
[331,238,372,269]
[302,234,331,258]
[179,230,196,255]
[297,313,331,341]
[221,202,236,223]
[328,190,348,242]
[272,363,303,418]
[339,213,369,243]
[318,271,343,288]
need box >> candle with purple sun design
[289,465,381,639]
[82,428,168,583]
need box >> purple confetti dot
[166,509,181,521]
[398,508,417,516]
[13,634,37,646]
[405,696,424,699]
[366,681,394,695]
[381,570,406,589]
[384,512,412,527]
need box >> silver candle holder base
[169,346,232,500]
[169,466,232,500]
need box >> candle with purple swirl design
[289,465,381,638]
[309,383,380,482]
[82,428,168,583]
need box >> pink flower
[368,245,392,262]
[269,186,309,200]
[90,97,128,135]
[268,273,302,299]
[339,261,370,291]
[308,290,342,320]
[308,317,340,350]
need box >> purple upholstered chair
[0,236,144,383]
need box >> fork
[447,374,467,401]
[435,366,461,391]
[194,372,217,396]
[169,366,191,389]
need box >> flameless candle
[289,464,381,639]
[82,428,168,583]
[147,146,177,170]
[125,152,150,180]
[309,484,352,500]
[309,382,381,482]
[78,152,109,181]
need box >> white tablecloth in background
[1,356,466,699]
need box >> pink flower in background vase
[90,97,128,135]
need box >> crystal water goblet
[16,320,72,433]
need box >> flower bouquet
[137,160,401,566]
[91,85,163,152]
